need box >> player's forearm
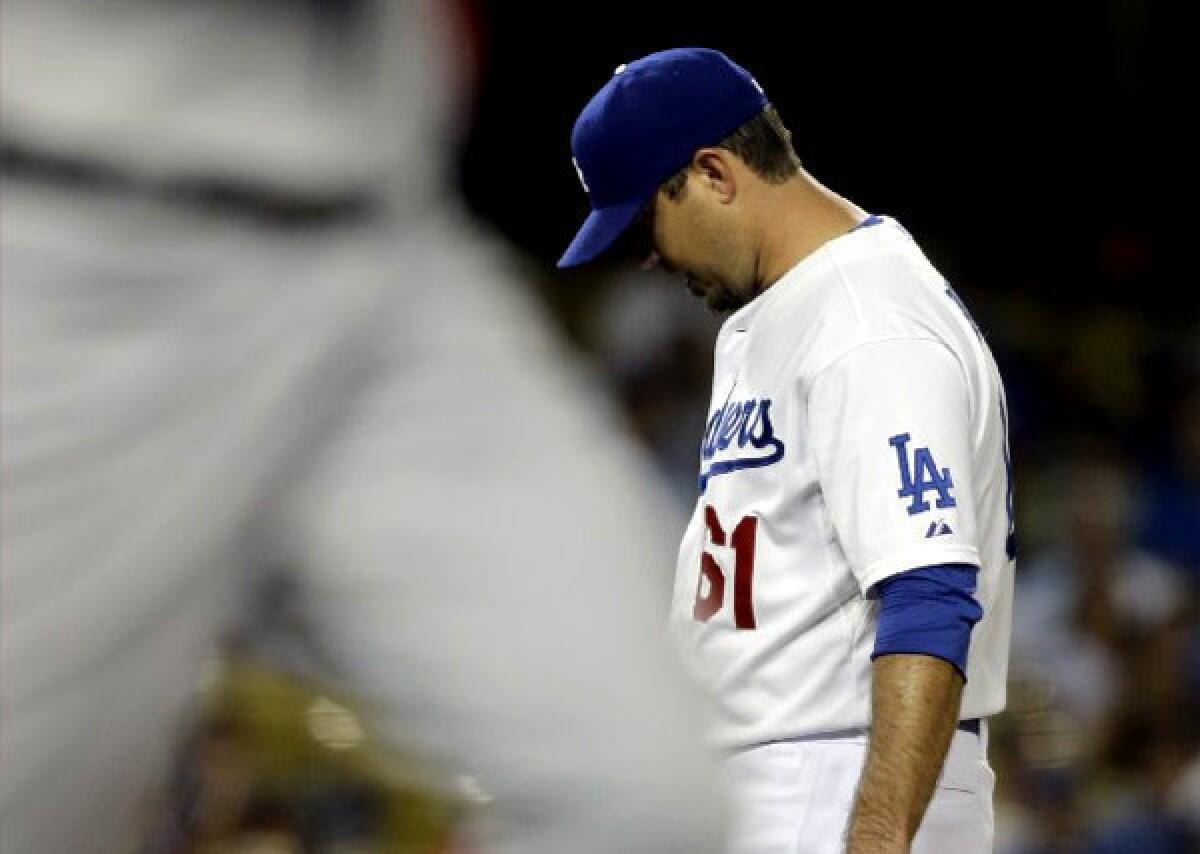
[845,654,964,853]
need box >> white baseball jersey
[670,216,1015,751]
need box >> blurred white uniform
[0,2,727,852]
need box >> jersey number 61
[694,506,759,629]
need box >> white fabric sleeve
[807,338,981,594]
[275,230,727,854]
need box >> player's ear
[691,148,737,204]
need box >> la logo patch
[889,433,956,516]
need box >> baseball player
[560,48,1016,853]
[0,7,727,853]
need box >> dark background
[462,2,1197,309]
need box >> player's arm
[845,565,981,853]
[806,337,986,852]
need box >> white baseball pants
[722,725,994,853]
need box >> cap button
[613,63,628,75]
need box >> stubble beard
[688,276,752,314]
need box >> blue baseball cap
[557,48,768,268]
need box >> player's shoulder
[759,216,963,380]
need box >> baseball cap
[557,48,768,268]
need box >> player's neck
[754,171,868,290]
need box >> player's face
[638,176,758,313]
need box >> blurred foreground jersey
[1,0,456,198]
[0,2,726,852]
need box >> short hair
[661,105,801,200]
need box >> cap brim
[557,197,647,268]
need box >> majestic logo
[889,433,956,515]
[925,519,955,538]
[698,398,785,493]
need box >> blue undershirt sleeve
[870,563,983,680]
